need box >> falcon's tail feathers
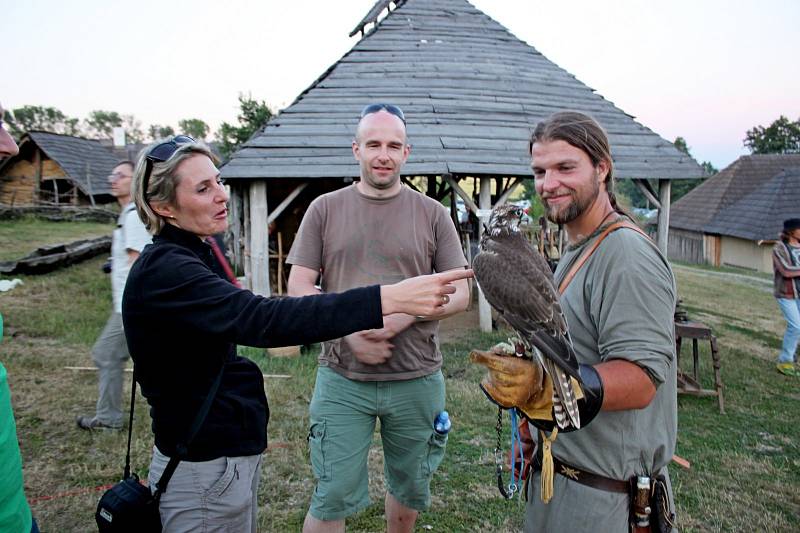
[545,359,581,430]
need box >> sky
[2,0,798,170]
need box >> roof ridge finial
[349,0,404,38]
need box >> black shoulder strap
[153,363,225,498]
[123,369,139,480]
[123,363,225,498]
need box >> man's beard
[544,176,600,225]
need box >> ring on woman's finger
[442,295,450,305]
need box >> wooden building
[220,0,705,329]
[0,131,117,206]
[669,155,800,272]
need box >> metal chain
[494,407,515,499]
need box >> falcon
[473,203,583,429]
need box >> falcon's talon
[490,342,515,356]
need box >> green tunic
[525,221,678,532]
[0,314,33,533]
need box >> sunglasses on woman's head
[143,135,195,196]
[360,103,406,125]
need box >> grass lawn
[1,226,798,531]
[0,215,114,262]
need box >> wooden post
[34,149,42,204]
[426,175,436,198]
[249,181,270,296]
[478,177,492,332]
[228,184,243,275]
[276,231,284,295]
[53,178,60,205]
[242,187,251,290]
[85,162,96,207]
[656,179,671,256]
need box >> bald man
[288,104,469,533]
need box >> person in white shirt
[77,161,151,430]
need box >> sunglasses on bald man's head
[142,135,195,196]
[360,103,406,125]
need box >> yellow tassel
[540,428,558,503]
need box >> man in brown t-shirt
[287,104,469,533]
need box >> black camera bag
[96,365,224,532]
[96,473,160,532]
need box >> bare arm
[287,265,322,297]
[595,359,657,411]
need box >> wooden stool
[674,320,724,414]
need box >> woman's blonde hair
[131,136,219,234]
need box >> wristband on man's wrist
[576,363,604,427]
[526,363,604,433]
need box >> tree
[148,124,175,140]
[84,110,123,138]
[84,110,144,143]
[216,94,273,159]
[614,137,718,209]
[744,115,800,154]
[122,114,144,144]
[5,105,82,137]
[673,136,690,155]
[669,136,717,204]
[178,118,210,140]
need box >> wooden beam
[267,182,308,225]
[228,184,243,275]
[443,174,479,216]
[631,178,661,209]
[478,177,492,332]
[656,179,671,255]
[402,177,422,193]
[435,179,451,201]
[242,187,251,290]
[494,177,523,206]
[249,181,271,296]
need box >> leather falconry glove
[469,348,554,421]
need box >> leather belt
[534,455,629,494]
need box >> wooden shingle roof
[670,154,800,233]
[703,168,800,242]
[18,131,118,196]
[222,0,704,181]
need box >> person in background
[123,135,471,531]
[773,217,800,376]
[0,101,39,533]
[76,160,151,430]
